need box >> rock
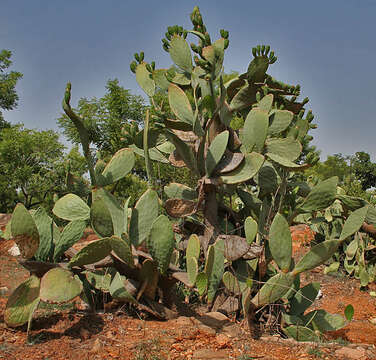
[200,312,230,329]
[8,243,20,256]
[192,348,229,359]
[222,324,243,338]
[197,324,216,335]
[174,316,192,327]
[0,286,8,295]
[335,347,367,359]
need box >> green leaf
[252,273,295,307]
[223,271,241,295]
[196,272,208,296]
[129,144,169,163]
[220,152,264,184]
[136,63,155,97]
[265,138,302,161]
[110,235,134,267]
[164,183,197,200]
[206,130,229,176]
[110,272,137,303]
[40,268,82,304]
[305,309,346,332]
[187,257,198,286]
[129,189,159,247]
[100,148,135,186]
[147,215,174,274]
[168,83,194,125]
[90,197,114,237]
[257,94,273,112]
[289,283,320,315]
[293,240,341,274]
[69,238,112,267]
[298,177,338,213]
[11,203,40,259]
[269,213,292,271]
[245,217,258,244]
[4,276,40,327]
[53,220,86,262]
[93,188,124,238]
[266,153,306,169]
[268,110,294,135]
[153,69,170,91]
[344,304,354,321]
[207,238,225,303]
[339,205,369,241]
[186,234,200,260]
[85,270,113,292]
[32,207,53,262]
[53,194,90,221]
[169,35,193,73]
[283,326,320,342]
[242,108,269,152]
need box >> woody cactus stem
[62,83,97,187]
[143,109,155,188]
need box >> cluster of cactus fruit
[5,6,365,342]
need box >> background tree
[0,125,66,210]
[0,50,22,126]
[351,151,376,190]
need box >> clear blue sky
[1,0,376,160]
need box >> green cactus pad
[129,189,159,247]
[223,271,241,295]
[345,238,358,260]
[337,195,367,211]
[110,272,137,304]
[40,268,82,304]
[69,238,112,267]
[257,163,279,197]
[85,270,113,292]
[153,69,170,91]
[242,108,269,153]
[100,148,135,186]
[196,272,208,296]
[230,84,257,112]
[187,256,198,286]
[265,153,306,169]
[303,310,346,332]
[32,207,53,262]
[251,272,295,307]
[293,240,341,274]
[220,152,264,184]
[147,215,174,274]
[4,276,40,327]
[269,213,292,272]
[110,235,134,267]
[136,63,155,97]
[168,83,194,125]
[206,130,229,177]
[339,205,369,241]
[289,282,320,315]
[53,193,90,221]
[169,35,193,73]
[93,188,124,238]
[297,176,338,213]
[130,144,169,163]
[11,203,40,259]
[268,110,293,135]
[265,138,302,162]
[207,238,225,303]
[164,183,197,200]
[90,197,114,238]
[283,326,320,342]
[257,94,273,112]
[186,234,201,260]
[53,220,86,262]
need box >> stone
[0,286,8,295]
[335,347,367,359]
[199,312,230,329]
[197,324,216,335]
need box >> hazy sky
[1,0,376,159]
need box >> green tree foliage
[0,50,22,125]
[0,125,65,210]
[57,79,145,157]
[351,151,376,190]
